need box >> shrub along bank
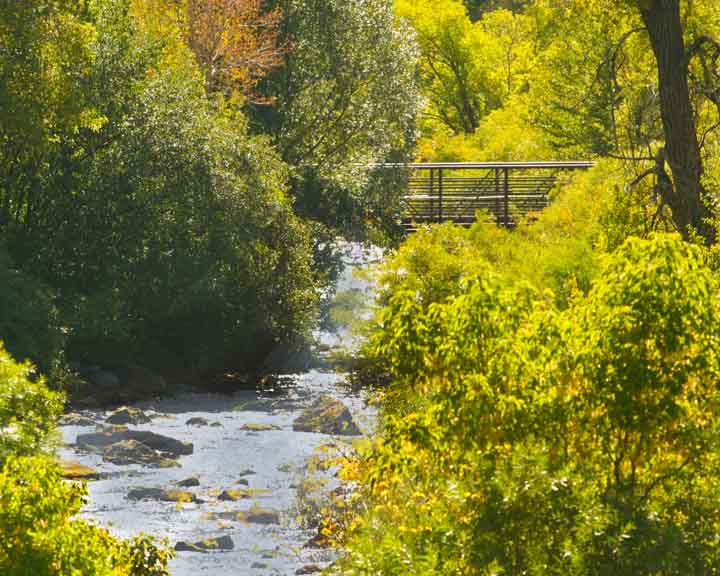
[0,342,172,575]
[332,170,720,573]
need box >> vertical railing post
[503,167,509,228]
[438,168,443,223]
[495,168,501,224]
[429,168,434,225]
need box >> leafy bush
[0,344,171,575]
[19,5,318,375]
[0,342,64,462]
[0,455,172,576]
[57,68,318,373]
[337,234,720,575]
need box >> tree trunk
[640,0,714,243]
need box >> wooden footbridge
[388,161,594,231]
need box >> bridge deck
[388,161,594,231]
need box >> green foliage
[60,59,316,372]
[400,0,553,163]
[258,0,421,236]
[0,0,318,376]
[0,249,62,376]
[528,0,655,157]
[339,233,720,575]
[0,345,170,575]
[375,160,642,311]
[0,455,172,576]
[0,343,64,462]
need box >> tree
[637,0,715,241]
[397,0,538,165]
[256,0,421,236]
[184,0,285,100]
[0,0,96,238]
[396,0,496,135]
[0,0,318,376]
[532,0,720,242]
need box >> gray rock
[245,508,280,525]
[206,511,244,522]
[305,531,329,549]
[103,439,179,468]
[296,565,323,575]
[175,535,234,553]
[59,413,96,426]
[106,406,151,425]
[77,429,193,457]
[177,476,200,487]
[127,487,199,503]
[60,460,102,480]
[75,364,168,406]
[240,422,280,431]
[218,489,251,502]
[185,417,209,426]
[292,395,360,435]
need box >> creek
[57,243,381,575]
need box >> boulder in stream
[103,439,179,468]
[217,488,271,501]
[240,423,280,431]
[106,406,151,425]
[60,460,102,480]
[185,417,209,426]
[296,565,323,575]
[206,505,280,525]
[175,535,234,553]
[305,530,330,549]
[77,429,193,457]
[292,395,360,435]
[218,489,252,502]
[59,413,96,426]
[127,487,200,503]
[244,506,281,525]
[177,476,200,487]
[74,364,166,406]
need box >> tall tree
[533,0,719,241]
[257,0,421,236]
[638,0,714,241]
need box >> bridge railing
[382,161,595,230]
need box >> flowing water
[57,244,381,575]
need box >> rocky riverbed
[56,244,381,575]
